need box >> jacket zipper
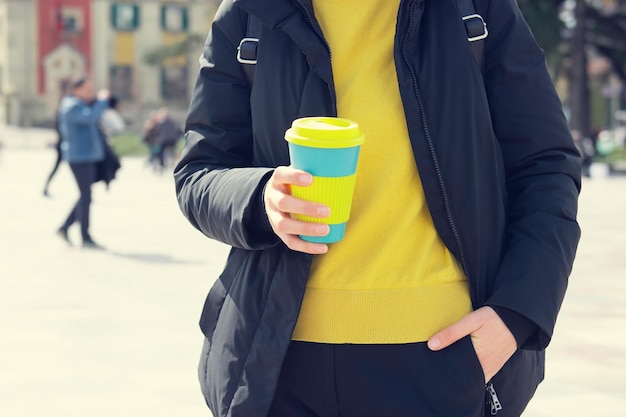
[400,5,499,408]
[399,0,472,285]
[295,0,327,51]
[294,0,336,113]
[297,0,472,287]
[486,382,503,415]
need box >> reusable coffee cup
[285,117,365,243]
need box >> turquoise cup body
[288,144,361,177]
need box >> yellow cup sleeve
[292,174,357,224]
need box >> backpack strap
[237,14,263,86]
[455,0,487,75]
[237,4,487,85]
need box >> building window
[55,8,84,34]
[111,4,139,32]
[161,5,188,33]
[110,66,133,100]
[161,65,188,101]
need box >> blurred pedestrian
[42,79,70,197]
[56,73,110,249]
[572,130,595,178]
[142,111,162,171]
[42,131,62,198]
[142,108,182,172]
[154,107,183,169]
[175,1,581,417]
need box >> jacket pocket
[423,336,486,417]
[486,349,544,416]
[198,336,215,411]
[199,274,230,342]
[198,249,244,341]
[197,248,278,417]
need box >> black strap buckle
[237,37,259,65]
[462,14,488,42]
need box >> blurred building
[0,0,220,127]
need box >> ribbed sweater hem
[291,281,472,344]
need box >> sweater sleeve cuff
[490,305,537,348]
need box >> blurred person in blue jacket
[56,73,110,249]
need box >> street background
[1,127,625,416]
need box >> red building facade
[37,0,92,96]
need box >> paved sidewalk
[1,129,625,416]
[1,139,230,417]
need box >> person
[143,108,182,172]
[42,131,62,197]
[154,108,183,168]
[174,1,581,417]
[42,79,70,197]
[572,130,595,178]
[56,73,111,249]
[142,111,164,171]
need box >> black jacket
[95,141,121,188]
[174,0,581,416]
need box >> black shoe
[56,228,72,246]
[82,239,105,250]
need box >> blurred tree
[585,2,626,82]
[142,34,204,66]
[518,0,626,136]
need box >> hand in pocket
[427,306,517,383]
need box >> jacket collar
[234,0,303,29]
[234,0,424,30]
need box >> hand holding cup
[263,166,331,254]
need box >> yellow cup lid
[285,117,365,148]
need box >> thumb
[427,314,479,351]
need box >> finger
[280,232,329,255]
[265,201,330,255]
[274,194,330,219]
[268,167,331,218]
[272,166,313,188]
[427,313,481,351]
[269,214,329,254]
[270,213,330,238]
[264,167,331,254]
[265,176,330,220]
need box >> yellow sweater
[291,0,472,344]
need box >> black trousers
[60,162,97,241]
[266,340,487,417]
